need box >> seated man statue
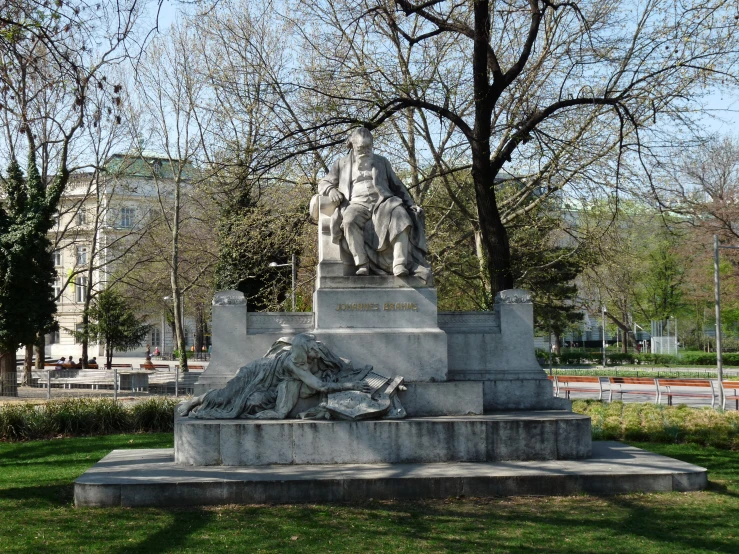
[317,127,432,282]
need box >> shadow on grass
[104,510,216,554]
[0,433,173,464]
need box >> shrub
[572,400,739,449]
[0,397,179,441]
[606,353,636,365]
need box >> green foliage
[214,176,313,311]
[0,157,57,353]
[507,192,590,335]
[75,288,151,366]
[573,400,739,449]
[637,239,685,323]
[0,397,178,441]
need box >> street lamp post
[269,253,296,311]
[713,235,739,409]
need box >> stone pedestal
[174,412,592,466]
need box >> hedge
[0,397,178,441]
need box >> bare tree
[128,22,218,371]
[0,0,142,381]
[272,0,739,295]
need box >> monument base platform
[74,442,707,507]
[174,412,591,466]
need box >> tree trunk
[195,304,204,359]
[605,313,635,354]
[469,0,514,298]
[23,344,33,386]
[0,351,18,397]
[554,333,562,355]
[35,333,44,369]
[80,309,89,369]
[106,344,113,370]
[170,176,188,372]
[471,146,514,297]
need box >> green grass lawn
[1,434,738,553]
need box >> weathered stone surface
[325,391,391,420]
[74,442,708,507]
[313,286,440,329]
[174,412,591,466]
[398,382,483,416]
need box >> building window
[53,278,62,300]
[52,249,62,266]
[49,329,60,344]
[75,276,87,303]
[151,327,161,348]
[76,246,87,265]
[120,207,135,228]
[74,323,85,345]
[76,209,87,225]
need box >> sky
[145,1,739,137]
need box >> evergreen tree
[0,157,58,391]
[77,288,151,369]
[508,195,589,353]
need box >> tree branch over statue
[271,0,739,296]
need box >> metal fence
[547,367,739,379]
[0,366,202,400]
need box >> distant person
[88,357,98,369]
[142,355,155,370]
[63,356,75,368]
[146,344,151,359]
[154,346,160,358]
[55,357,66,370]
[76,358,83,369]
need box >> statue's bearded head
[349,127,373,159]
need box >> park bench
[656,378,716,407]
[553,375,605,400]
[608,377,659,403]
[138,363,172,372]
[107,363,133,371]
[720,381,739,410]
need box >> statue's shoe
[356,265,370,276]
[393,265,409,277]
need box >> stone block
[175,419,221,465]
[487,418,557,461]
[399,382,483,416]
[219,421,294,466]
[313,286,440,329]
[312,328,448,382]
[556,416,592,459]
[174,413,590,466]
[291,419,486,464]
[74,483,120,508]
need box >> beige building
[33,152,196,360]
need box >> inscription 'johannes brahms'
[336,302,419,312]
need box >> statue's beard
[355,149,372,159]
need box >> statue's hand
[410,205,423,214]
[349,381,374,394]
[327,188,344,204]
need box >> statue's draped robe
[187,338,368,420]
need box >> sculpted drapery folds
[317,128,432,282]
[177,334,375,420]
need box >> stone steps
[74,442,707,507]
